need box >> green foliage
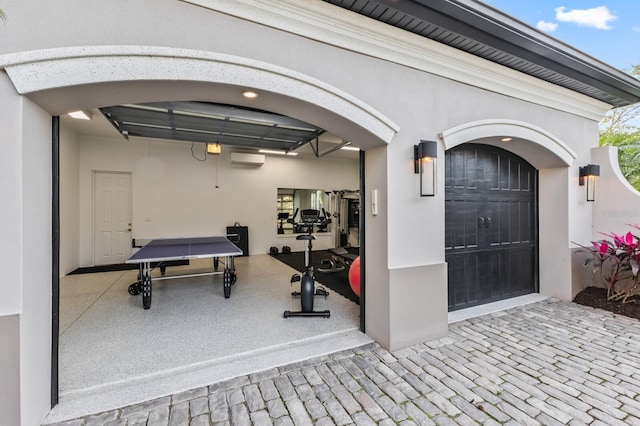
[600,64,640,190]
[0,9,5,21]
[600,131,640,191]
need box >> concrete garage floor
[50,254,367,422]
[46,295,640,425]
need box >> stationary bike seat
[296,234,316,241]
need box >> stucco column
[0,72,24,426]
[539,167,573,300]
[0,73,53,426]
[364,143,448,352]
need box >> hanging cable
[191,142,207,161]
[215,155,220,188]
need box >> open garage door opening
[53,99,367,414]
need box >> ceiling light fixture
[68,110,92,120]
[340,146,360,151]
[259,149,297,156]
[501,137,512,142]
[242,90,259,99]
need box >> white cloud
[536,20,558,32]
[555,6,617,30]
[633,26,640,32]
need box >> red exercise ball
[348,256,361,297]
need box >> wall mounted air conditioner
[230,152,265,166]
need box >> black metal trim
[51,116,60,407]
[359,150,365,333]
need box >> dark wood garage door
[445,144,538,311]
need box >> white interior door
[94,172,132,265]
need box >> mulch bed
[573,286,640,320]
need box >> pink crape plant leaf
[581,227,640,302]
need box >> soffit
[323,0,640,108]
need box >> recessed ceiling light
[68,110,92,120]
[501,137,512,142]
[242,90,259,99]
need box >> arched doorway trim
[439,119,577,168]
[0,45,399,146]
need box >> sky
[481,0,640,72]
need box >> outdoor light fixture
[414,140,438,197]
[206,142,221,155]
[242,90,258,99]
[579,163,600,202]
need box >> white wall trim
[180,0,612,121]
[439,119,577,167]
[0,45,399,145]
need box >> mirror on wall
[276,188,360,247]
[277,188,329,234]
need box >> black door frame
[51,116,60,407]
[359,150,366,332]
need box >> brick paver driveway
[49,298,640,425]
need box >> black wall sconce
[414,140,438,197]
[579,163,600,202]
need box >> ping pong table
[126,236,243,309]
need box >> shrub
[581,227,640,303]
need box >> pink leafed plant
[579,227,640,303]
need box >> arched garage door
[445,143,538,311]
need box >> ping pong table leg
[229,256,236,284]
[213,257,219,271]
[223,256,236,298]
[142,262,152,309]
[223,266,231,299]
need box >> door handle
[484,217,491,229]
[478,217,485,229]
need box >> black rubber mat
[271,248,360,305]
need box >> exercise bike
[284,209,331,318]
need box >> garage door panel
[445,144,538,312]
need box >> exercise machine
[317,190,360,272]
[289,207,331,234]
[317,255,347,273]
[277,212,290,234]
[284,209,331,318]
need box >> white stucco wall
[0,72,52,426]
[60,126,79,276]
[592,146,640,235]
[0,71,23,426]
[20,93,53,426]
[0,73,22,317]
[0,1,618,422]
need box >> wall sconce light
[206,142,221,155]
[414,140,438,197]
[579,163,600,202]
